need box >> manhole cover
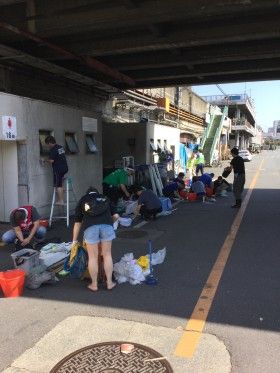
[50,341,173,373]
[117,230,147,239]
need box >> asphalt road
[0,150,279,372]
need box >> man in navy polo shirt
[44,136,68,205]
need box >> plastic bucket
[0,269,25,298]
[188,192,197,202]
[179,190,189,200]
[119,217,132,227]
[39,219,49,228]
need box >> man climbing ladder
[43,136,69,205]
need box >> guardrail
[209,106,228,165]
[201,113,215,148]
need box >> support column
[235,131,240,147]
[240,134,245,149]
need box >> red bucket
[0,269,25,298]
[188,192,197,202]
[179,190,189,200]
[39,219,49,228]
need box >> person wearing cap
[1,205,47,246]
[102,167,134,204]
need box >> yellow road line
[174,160,264,358]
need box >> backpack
[82,192,109,217]
[64,245,88,279]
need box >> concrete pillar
[235,131,240,147]
[240,134,245,149]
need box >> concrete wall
[146,122,180,164]
[0,92,103,220]
[102,123,146,167]
[102,122,180,168]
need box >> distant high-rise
[272,120,280,139]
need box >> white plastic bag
[151,248,166,265]
[113,253,145,285]
[125,201,138,215]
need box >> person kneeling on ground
[132,186,162,220]
[199,172,214,188]
[173,172,186,189]
[190,176,206,202]
[102,167,135,205]
[162,173,185,201]
[2,206,47,246]
[72,187,117,292]
[213,176,232,196]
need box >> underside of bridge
[1,0,280,93]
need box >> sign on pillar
[2,116,17,140]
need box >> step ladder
[148,164,163,196]
[49,176,77,227]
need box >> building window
[39,130,53,156]
[150,138,157,151]
[85,134,98,153]
[65,132,79,154]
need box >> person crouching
[2,205,47,247]
[132,186,162,220]
[190,176,206,202]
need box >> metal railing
[201,113,215,149]
[232,118,256,135]
[209,106,228,165]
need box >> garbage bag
[137,255,149,270]
[151,248,166,265]
[125,201,138,215]
[26,266,57,289]
[113,253,145,285]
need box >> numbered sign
[2,116,17,140]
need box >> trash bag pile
[25,264,58,289]
[113,248,166,285]
[39,242,72,268]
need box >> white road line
[134,220,148,229]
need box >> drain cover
[117,229,147,239]
[50,342,173,373]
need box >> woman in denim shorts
[72,187,118,292]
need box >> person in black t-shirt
[44,136,68,205]
[72,187,118,292]
[229,147,245,208]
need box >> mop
[145,240,158,285]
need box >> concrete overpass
[1,0,280,94]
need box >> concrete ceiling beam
[135,71,280,88]
[0,20,135,87]
[46,14,280,56]
[16,0,280,38]
[102,40,280,71]
[0,43,119,92]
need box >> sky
[192,80,280,131]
